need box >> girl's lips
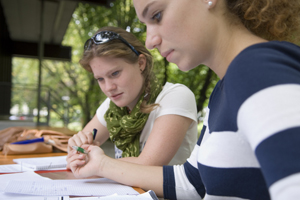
[111,93,123,100]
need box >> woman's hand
[68,131,93,151]
[67,131,100,152]
[67,144,106,178]
[66,132,100,170]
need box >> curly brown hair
[226,0,300,43]
[80,26,159,113]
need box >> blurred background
[0,0,219,134]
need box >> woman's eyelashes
[97,77,104,82]
[112,70,120,77]
[151,11,162,23]
[96,70,121,82]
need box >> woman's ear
[138,54,146,72]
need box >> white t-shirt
[96,82,198,165]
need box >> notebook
[13,156,67,170]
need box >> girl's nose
[104,80,116,92]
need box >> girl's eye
[152,12,162,23]
[112,71,120,77]
[97,78,104,82]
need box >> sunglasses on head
[84,31,140,56]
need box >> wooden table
[0,152,145,194]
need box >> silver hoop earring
[208,1,213,7]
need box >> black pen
[93,128,97,140]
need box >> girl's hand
[67,144,106,178]
[66,131,100,169]
[67,131,100,153]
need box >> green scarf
[104,78,162,157]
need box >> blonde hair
[80,26,159,113]
[226,0,300,43]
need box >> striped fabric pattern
[163,41,300,200]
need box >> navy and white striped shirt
[163,41,300,200]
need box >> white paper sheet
[0,164,33,173]
[1,193,67,200]
[13,156,67,170]
[69,195,150,200]
[67,190,157,200]
[4,178,139,196]
[0,171,66,200]
[0,171,49,191]
[0,163,66,173]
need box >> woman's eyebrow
[142,1,155,18]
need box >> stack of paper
[1,172,159,199]
[0,156,159,199]
[68,190,159,199]
[13,156,67,170]
[4,178,139,196]
[0,171,60,200]
[0,156,68,173]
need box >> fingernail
[79,154,85,158]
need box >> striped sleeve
[238,84,300,200]
[163,150,204,200]
[163,126,207,200]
